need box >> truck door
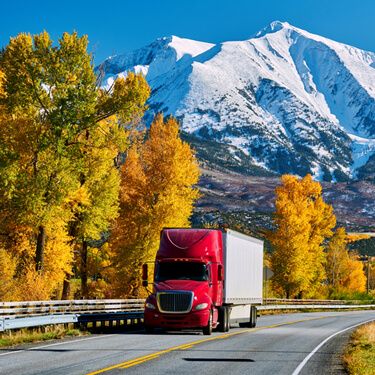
[209,263,223,306]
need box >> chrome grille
[157,291,193,313]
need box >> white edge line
[291,318,375,375]
[0,333,118,357]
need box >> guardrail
[263,298,372,305]
[0,299,144,332]
[0,299,144,317]
[1,298,374,332]
[258,304,375,310]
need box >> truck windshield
[155,262,209,282]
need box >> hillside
[98,21,375,182]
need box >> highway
[0,310,374,375]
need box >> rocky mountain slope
[195,167,375,230]
[98,21,375,182]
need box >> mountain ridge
[98,21,375,182]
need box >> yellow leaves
[347,233,371,243]
[0,70,6,99]
[8,33,33,52]
[0,218,73,301]
[16,266,56,301]
[0,248,19,301]
[66,186,91,211]
[269,174,336,298]
[109,115,200,297]
[0,30,151,301]
[341,255,366,293]
[96,72,150,124]
[326,227,366,294]
[33,30,52,51]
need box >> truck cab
[144,229,223,334]
[143,228,263,335]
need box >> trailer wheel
[217,307,229,332]
[250,306,257,328]
[203,310,213,335]
[224,307,230,332]
[239,306,257,328]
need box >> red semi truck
[143,228,263,335]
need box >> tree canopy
[0,31,150,300]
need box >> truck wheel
[224,307,230,332]
[239,306,257,328]
[217,307,228,332]
[250,306,257,328]
[203,310,213,335]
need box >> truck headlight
[145,302,156,310]
[195,303,208,311]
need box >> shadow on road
[183,358,255,362]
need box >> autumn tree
[0,31,150,300]
[109,115,200,297]
[268,174,336,298]
[326,227,367,295]
[66,75,150,298]
[326,227,349,291]
[341,255,367,293]
[0,247,18,301]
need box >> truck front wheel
[202,310,213,335]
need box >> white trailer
[223,229,263,327]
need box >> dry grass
[344,322,375,375]
[0,325,86,348]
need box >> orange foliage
[269,174,336,298]
[109,115,200,297]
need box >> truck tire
[250,306,257,328]
[239,305,257,328]
[224,307,230,332]
[217,307,229,332]
[202,310,213,335]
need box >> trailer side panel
[223,230,263,304]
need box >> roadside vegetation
[0,325,85,348]
[266,175,368,299]
[0,31,199,301]
[344,322,375,375]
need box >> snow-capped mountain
[98,21,375,181]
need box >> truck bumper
[144,309,210,329]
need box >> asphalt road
[0,310,374,375]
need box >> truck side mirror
[218,264,223,281]
[142,264,149,287]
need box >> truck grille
[157,291,193,313]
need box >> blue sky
[1,0,374,63]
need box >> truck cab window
[156,262,209,282]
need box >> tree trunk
[61,274,71,300]
[81,240,88,298]
[35,225,46,272]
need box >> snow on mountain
[98,21,375,181]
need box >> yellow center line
[86,315,328,375]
